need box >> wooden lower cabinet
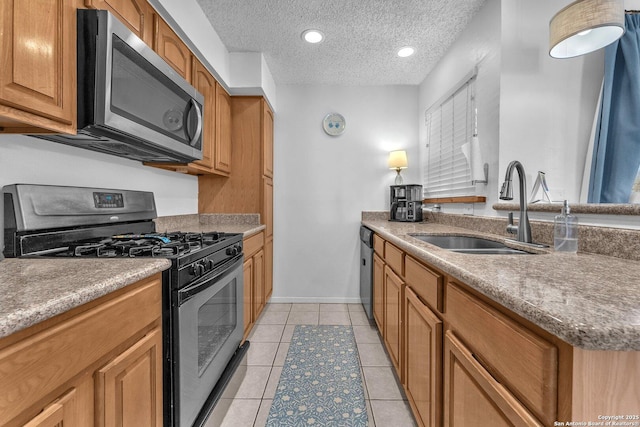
[95,327,163,427]
[243,231,267,340]
[383,264,403,377]
[370,231,640,427]
[22,388,80,427]
[265,237,273,300]
[243,257,254,338]
[372,253,385,333]
[252,249,265,320]
[0,274,162,427]
[404,287,442,427]
[443,331,542,427]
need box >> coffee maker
[390,185,423,222]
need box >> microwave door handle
[186,99,203,147]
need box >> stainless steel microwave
[34,9,204,163]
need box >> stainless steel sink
[408,234,532,255]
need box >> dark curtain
[589,14,640,203]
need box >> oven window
[197,278,237,374]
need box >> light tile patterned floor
[204,303,417,427]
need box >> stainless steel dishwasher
[359,226,374,320]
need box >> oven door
[175,255,243,427]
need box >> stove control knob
[226,246,239,256]
[207,259,215,270]
[190,262,206,277]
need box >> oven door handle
[177,254,243,305]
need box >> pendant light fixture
[549,0,625,58]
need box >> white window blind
[423,75,476,199]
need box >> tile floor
[204,303,417,427]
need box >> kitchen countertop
[363,220,640,351]
[0,258,171,339]
[0,214,265,340]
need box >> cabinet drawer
[244,231,264,258]
[446,282,557,425]
[405,255,443,312]
[443,331,543,427]
[384,241,404,276]
[373,234,384,256]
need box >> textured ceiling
[195,0,487,86]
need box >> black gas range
[2,184,248,427]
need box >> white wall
[272,85,419,302]
[0,135,198,253]
[418,0,501,217]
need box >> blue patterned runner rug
[266,325,368,426]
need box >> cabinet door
[384,265,403,376]
[243,258,254,339]
[84,0,153,44]
[262,177,273,239]
[23,389,78,427]
[95,327,163,427]
[443,332,542,427]
[215,82,232,174]
[0,0,76,133]
[253,249,265,320]
[373,253,385,333]
[262,101,274,178]
[191,58,216,172]
[404,287,442,427]
[153,17,191,81]
[265,237,273,301]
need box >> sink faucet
[499,160,532,243]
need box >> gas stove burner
[71,243,105,257]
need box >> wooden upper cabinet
[144,57,231,176]
[84,0,153,45]
[153,16,191,81]
[262,101,274,178]
[215,82,232,175]
[0,0,76,134]
[262,177,273,238]
[190,58,216,173]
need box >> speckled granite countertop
[0,258,170,339]
[154,213,265,238]
[0,214,264,340]
[363,220,640,351]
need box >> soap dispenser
[554,200,578,253]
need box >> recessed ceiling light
[397,46,415,57]
[302,29,324,44]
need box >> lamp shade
[388,150,408,170]
[549,0,624,59]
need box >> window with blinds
[423,75,476,199]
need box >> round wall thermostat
[322,113,346,136]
